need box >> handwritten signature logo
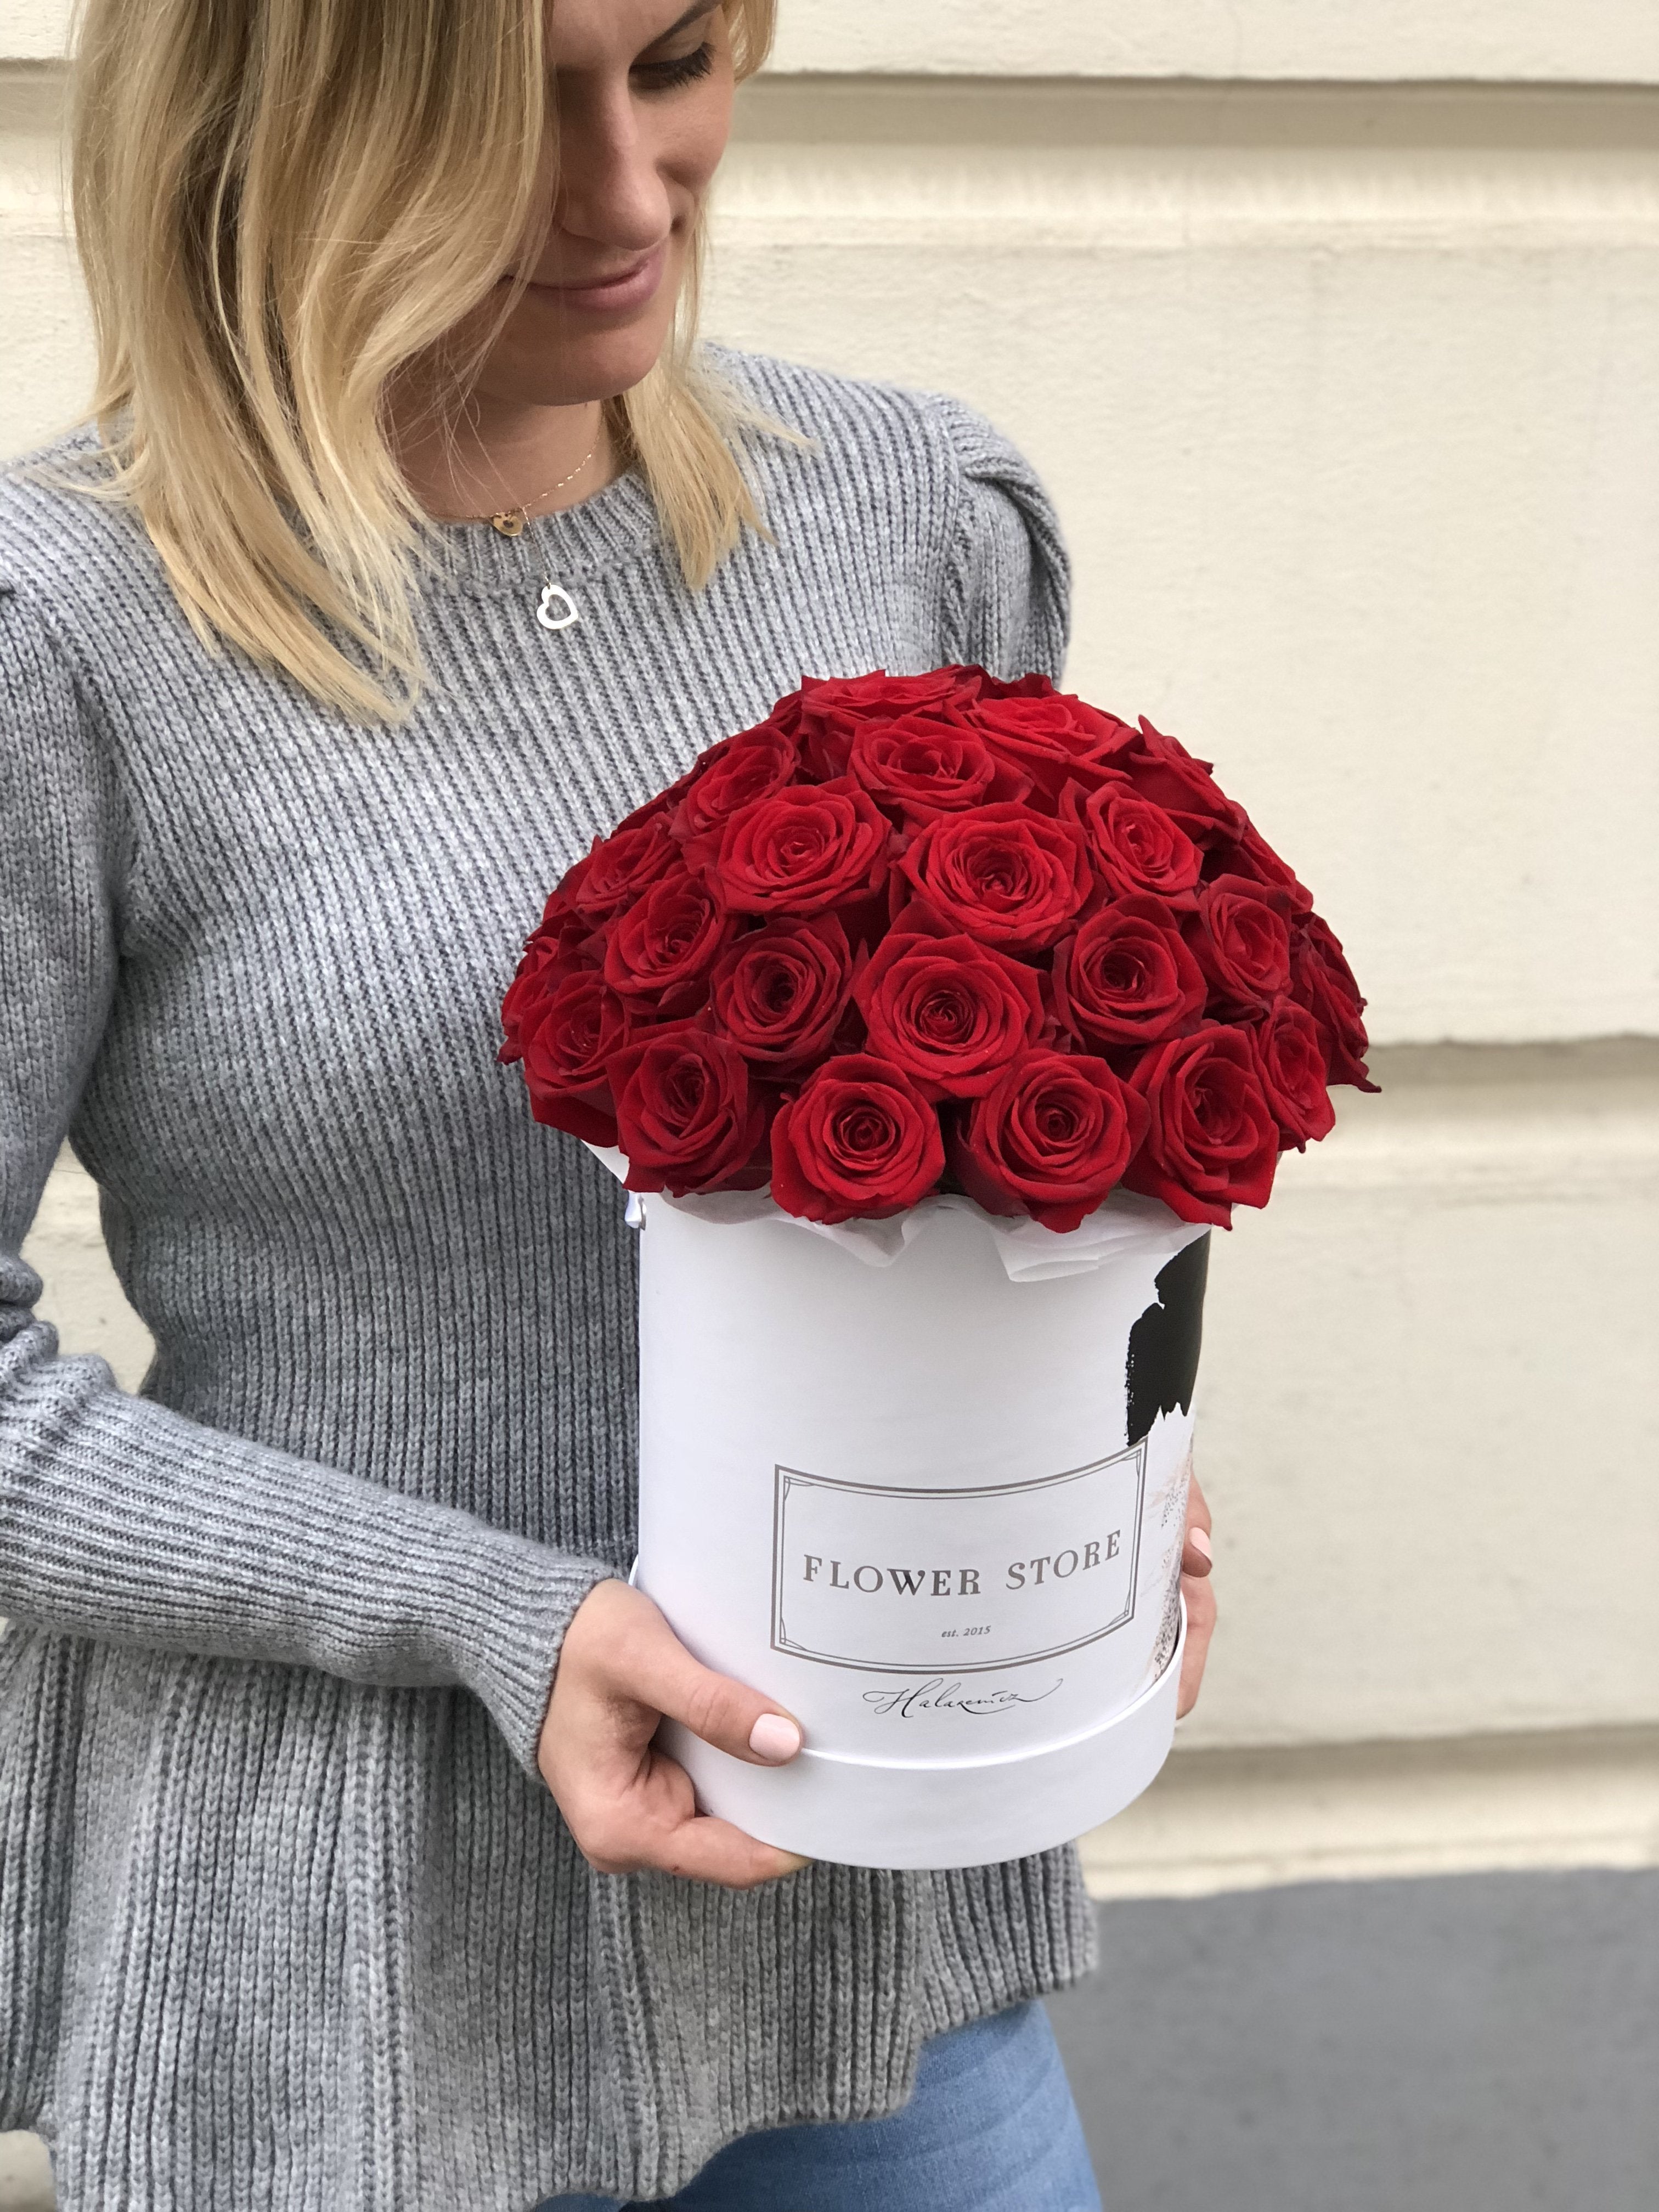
[862,1675,1064,1720]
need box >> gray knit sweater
[0,351,1096,2211]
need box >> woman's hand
[538,1578,810,1889]
[1176,1471,1216,1719]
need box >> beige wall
[3,2,1657,1913]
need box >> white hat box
[624,1178,1209,1871]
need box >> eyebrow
[650,0,719,43]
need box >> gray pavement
[1048,1867,1658,2212]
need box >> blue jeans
[539,1999,1101,2211]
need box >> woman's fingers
[562,1721,809,1887]
[539,1578,811,1889]
[1177,1566,1216,1719]
[628,1797,810,1888]
[572,1751,810,1887]
[1175,1466,1216,1713]
[1181,1467,1214,1578]
[620,1594,805,1767]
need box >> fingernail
[1188,1528,1212,1564]
[749,1713,802,1764]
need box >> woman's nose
[552,84,674,253]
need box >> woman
[0,0,1217,2204]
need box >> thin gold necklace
[473,438,601,634]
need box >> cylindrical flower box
[633,1187,1209,1870]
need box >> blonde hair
[52,0,777,724]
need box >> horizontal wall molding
[737,76,1659,149]
[768,2,1659,87]
[12,67,1659,249]
[725,81,1659,252]
[1081,1723,1659,1898]
[1296,1039,1659,1198]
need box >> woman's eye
[634,41,716,94]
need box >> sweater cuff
[435,1528,618,1773]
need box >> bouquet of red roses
[501,667,1371,1233]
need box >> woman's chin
[481,291,681,410]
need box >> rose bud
[969,690,1140,809]
[670,719,799,845]
[602,868,737,1018]
[520,972,632,1146]
[607,1024,769,1196]
[770,1053,946,1224]
[949,1048,1149,1234]
[1122,1023,1281,1228]
[854,927,1045,1100]
[1183,874,1294,1015]
[1250,998,1338,1150]
[1053,896,1209,1051]
[708,913,857,1071]
[697,778,894,918]
[1290,914,1377,1090]
[1072,778,1203,905]
[898,802,1091,953]
[848,713,1031,826]
[559,814,682,923]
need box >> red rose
[848,713,1030,825]
[1183,875,1293,1014]
[770,1053,945,1224]
[1290,916,1376,1090]
[1074,778,1202,905]
[708,913,856,1071]
[670,720,799,844]
[1121,1024,1280,1227]
[561,816,681,922]
[700,779,893,917]
[520,972,631,1146]
[1053,896,1208,1051]
[1251,998,1338,1150]
[969,691,1139,808]
[1200,816,1314,915]
[854,922,1045,1100]
[1118,719,1247,848]
[602,869,737,1016]
[795,668,978,777]
[607,1024,768,1195]
[949,1048,1148,1234]
[499,893,604,1064]
[898,803,1091,953]
[803,668,974,719]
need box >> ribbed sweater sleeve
[0,584,612,1774]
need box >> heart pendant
[537,584,580,633]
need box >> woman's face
[469,0,736,408]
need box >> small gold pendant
[490,510,527,538]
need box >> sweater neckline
[419,465,662,597]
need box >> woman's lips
[509,244,667,317]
